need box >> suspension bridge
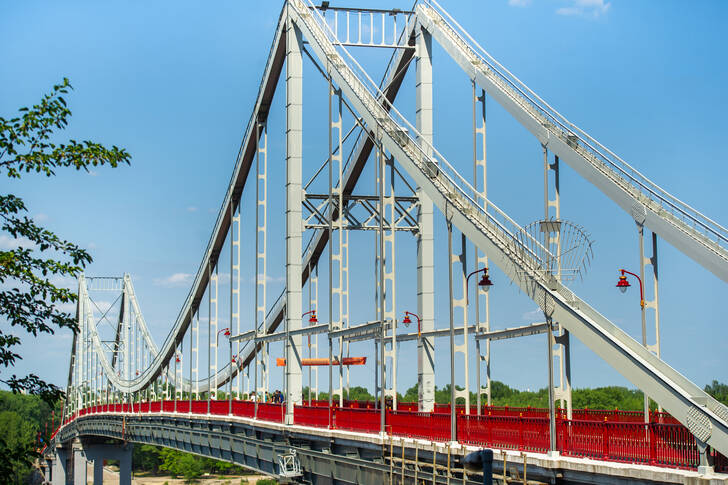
[42,1,728,484]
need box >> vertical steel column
[308,262,319,403]
[328,77,335,424]
[136,311,144,402]
[473,84,491,411]
[189,310,194,412]
[376,149,397,410]
[78,276,85,411]
[543,146,572,419]
[451,230,470,414]
[122,276,131,410]
[638,223,661,419]
[192,308,200,400]
[175,341,181,410]
[210,266,219,400]
[447,217,456,441]
[255,120,269,402]
[415,21,435,413]
[328,83,349,406]
[285,14,304,424]
[207,266,212,413]
[547,319,557,453]
[91,323,96,406]
[72,277,81,414]
[328,84,345,406]
[377,138,386,432]
[231,200,241,398]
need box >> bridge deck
[52,400,728,480]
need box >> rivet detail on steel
[686,406,712,443]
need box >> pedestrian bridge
[44,0,728,483]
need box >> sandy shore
[88,464,275,484]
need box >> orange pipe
[276,357,367,367]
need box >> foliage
[0,390,61,484]
[705,380,728,406]
[159,447,205,483]
[0,78,130,404]
[255,480,278,485]
[133,444,164,474]
[305,385,375,403]
[134,444,250,481]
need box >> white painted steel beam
[416,2,728,283]
[415,21,435,413]
[285,11,305,422]
[288,0,728,456]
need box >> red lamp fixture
[615,269,645,308]
[478,269,494,291]
[402,311,421,337]
[616,274,630,293]
[466,267,494,304]
[303,310,318,323]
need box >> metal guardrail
[420,0,727,257]
[54,403,728,473]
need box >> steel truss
[58,1,728,472]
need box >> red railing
[294,405,331,428]
[210,400,230,415]
[458,414,550,452]
[256,403,284,423]
[334,408,380,433]
[58,401,728,474]
[232,400,255,418]
[191,400,208,414]
[388,411,450,441]
[651,423,699,469]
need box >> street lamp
[466,267,494,304]
[302,310,318,323]
[301,311,318,404]
[216,328,231,409]
[402,311,421,337]
[449,267,493,440]
[615,268,649,422]
[615,269,644,308]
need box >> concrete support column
[72,442,86,485]
[697,439,715,476]
[93,459,104,485]
[81,442,133,485]
[118,445,132,485]
[285,11,304,423]
[415,21,435,413]
[51,449,68,485]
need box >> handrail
[419,0,727,254]
[294,0,556,281]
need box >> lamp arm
[620,269,644,307]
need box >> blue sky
[1,0,726,397]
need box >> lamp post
[216,328,230,407]
[615,269,649,422]
[302,311,317,404]
[450,267,493,441]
